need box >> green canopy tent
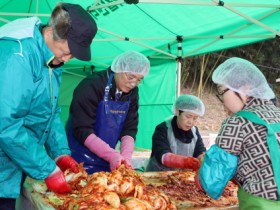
[1,0,280,149]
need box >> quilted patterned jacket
[216,97,280,200]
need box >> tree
[181,37,280,100]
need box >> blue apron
[67,73,130,173]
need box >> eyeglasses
[216,88,229,103]
[124,73,143,85]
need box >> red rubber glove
[56,155,79,173]
[120,135,134,168]
[162,153,200,171]
[45,167,71,194]
[194,171,204,191]
[85,134,125,171]
[197,152,205,163]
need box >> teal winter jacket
[0,17,71,198]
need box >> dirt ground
[196,92,228,136]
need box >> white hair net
[111,51,150,76]
[212,57,275,100]
[173,94,205,117]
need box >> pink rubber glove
[85,134,125,171]
[56,155,79,173]
[162,153,200,171]
[45,166,71,194]
[120,135,135,168]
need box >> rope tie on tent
[124,0,139,4]
[177,57,183,62]
[90,65,95,74]
[218,1,224,6]
[177,36,183,61]
[177,36,183,50]
[125,37,129,41]
[82,65,95,74]
[220,35,224,39]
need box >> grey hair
[48,3,71,41]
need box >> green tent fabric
[1,0,280,66]
[1,0,280,149]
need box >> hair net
[212,57,275,100]
[111,51,150,76]
[173,94,205,117]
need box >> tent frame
[86,0,280,95]
[1,0,279,60]
[1,0,280,94]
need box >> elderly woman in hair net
[66,51,150,174]
[146,94,206,172]
[195,57,280,209]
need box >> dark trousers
[0,173,26,210]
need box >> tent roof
[1,0,280,69]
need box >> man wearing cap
[0,3,97,209]
[66,51,150,174]
[146,94,206,172]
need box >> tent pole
[139,0,279,8]
[218,1,280,36]
[89,0,279,9]
[176,36,183,97]
[0,12,50,17]
[0,17,9,23]
[63,70,86,78]
[177,61,182,97]
[183,8,279,57]
[98,27,177,59]
[88,0,123,11]
[88,0,102,10]
[88,0,279,8]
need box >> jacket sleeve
[0,49,55,180]
[71,75,103,143]
[151,122,172,164]
[44,69,71,159]
[199,144,238,199]
[44,105,71,159]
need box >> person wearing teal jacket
[0,3,97,210]
[195,57,280,210]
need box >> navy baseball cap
[62,3,97,61]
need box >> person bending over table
[66,51,150,174]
